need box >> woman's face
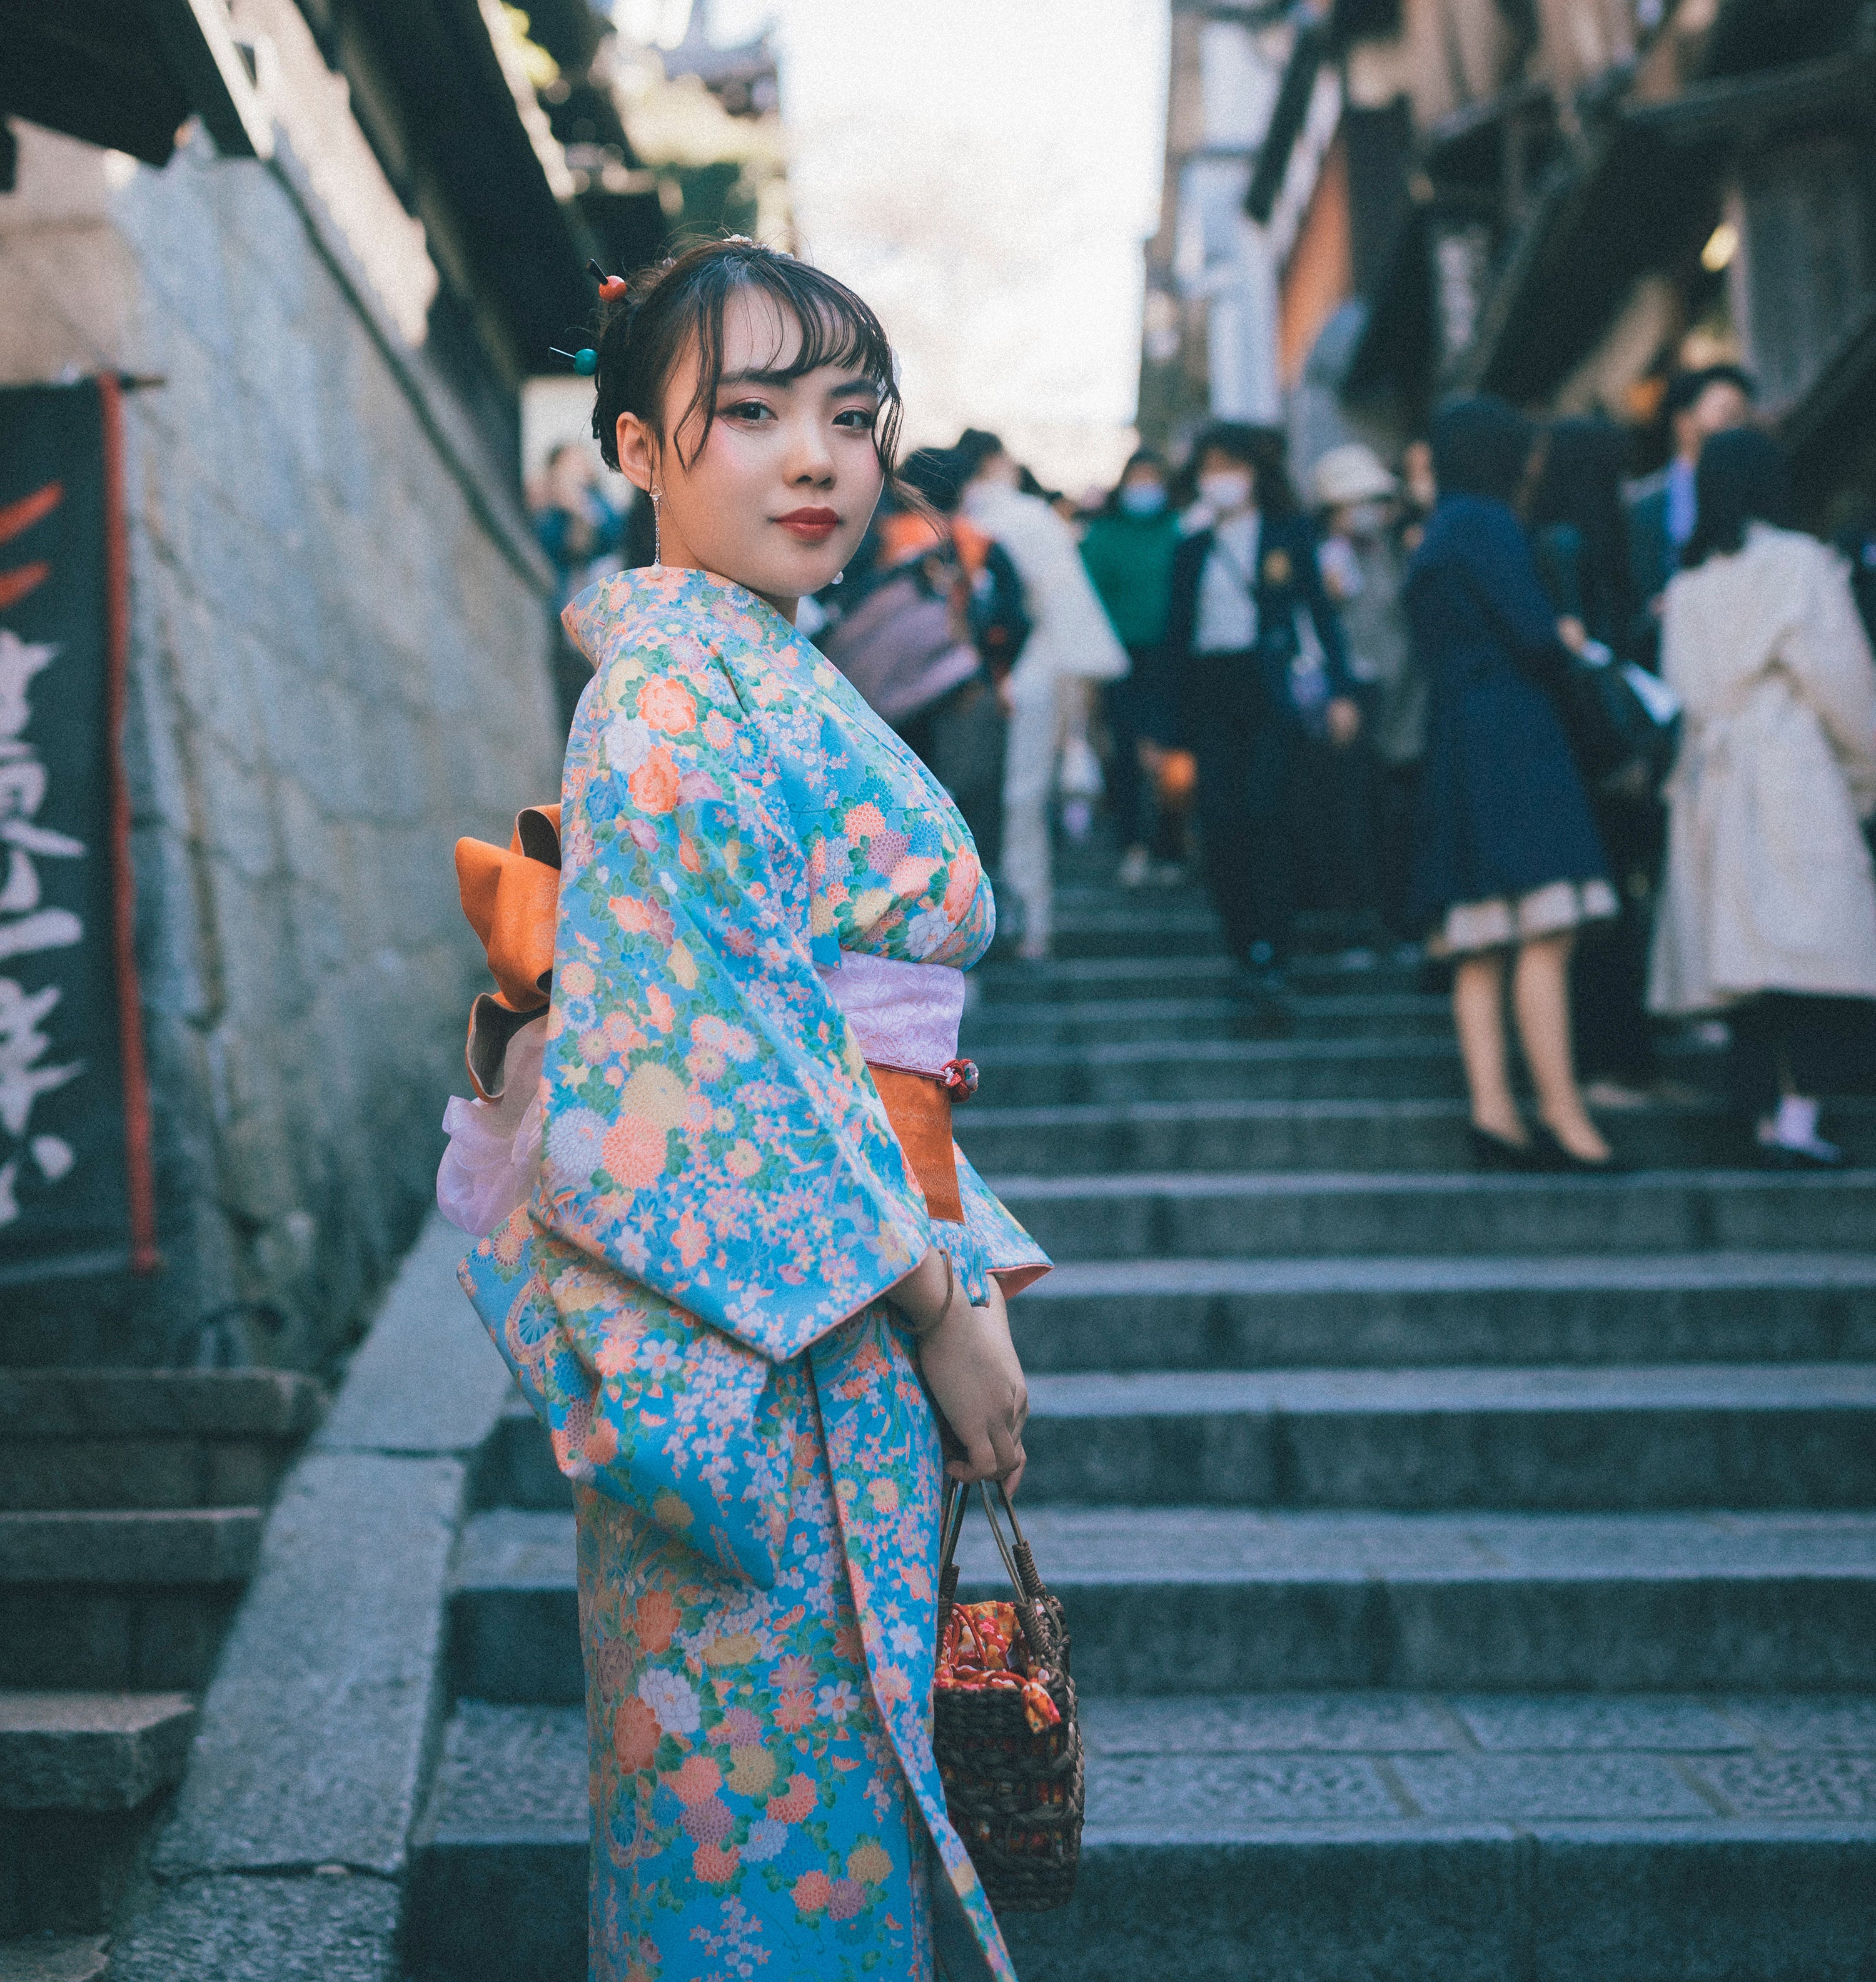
[614,289,886,617]
[1196,446,1255,516]
[1119,464,1168,516]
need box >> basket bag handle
[936,1477,1057,1667]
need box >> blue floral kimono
[459,566,1047,1982]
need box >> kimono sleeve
[534,641,934,1363]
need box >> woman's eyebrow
[715,369,880,398]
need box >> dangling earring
[648,486,662,567]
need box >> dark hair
[1528,415,1633,645]
[1430,395,1535,505]
[1682,427,1791,569]
[898,445,964,515]
[1191,421,1298,517]
[1660,369,1708,421]
[1102,448,1169,514]
[590,238,904,480]
[1663,362,1759,425]
[952,429,1007,483]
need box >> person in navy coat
[1406,396,1618,1171]
[1166,422,1360,1004]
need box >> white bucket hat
[1311,443,1398,508]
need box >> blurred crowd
[529,373,1876,1172]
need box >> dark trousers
[1572,796,1664,1086]
[1371,757,1422,941]
[1189,651,1299,964]
[1104,654,1182,861]
[1728,993,1876,1115]
[1292,724,1378,926]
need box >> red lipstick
[776,507,840,544]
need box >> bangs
[668,250,902,468]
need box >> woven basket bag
[932,1479,1083,1913]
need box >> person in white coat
[958,433,1129,959]
[1648,428,1876,1166]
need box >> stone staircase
[0,1370,323,1979]
[403,871,1876,1981]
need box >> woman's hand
[917,1275,1029,1493]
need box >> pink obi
[818,951,976,1223]
[814,950,966,1079]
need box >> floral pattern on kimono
[459,565,1047,1982]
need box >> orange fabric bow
[455,806,561,1100]
[450,804,978,1216]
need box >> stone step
[0,1691,196,1811]
[0,1510,261,1692]
[964,993,1453,1047]
[472,1349,1876,1517]
[981,1036,1466,1105]
[402,1693,1876,1982]
[0,1694,197,1944]
[961,1505,1876,1694]
[472,1397,570,1513]
[0,1938,111,1981]
[447,1505,1876,1701]
[406,1702,586,1982]
[1048,916,1226,959]
[0,1370,324,1514]
[1010,1253,1876,1372]
[988,1168,1876,1261]
[1006,1689,1876,1982]
[974,951,1428,1004]
[1019,1365,1876,1509]
[973,1033,1733,1108]
[957,1097,1876,1176]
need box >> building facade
[1143,0,1876,514]
[0,0,597,1370]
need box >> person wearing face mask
[1164,422,1361,1008]
[957,429,1130,959]
[1313,443,1423,955]
[1080,450,1185,886]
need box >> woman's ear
[615,412,658,496]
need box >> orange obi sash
[454,809,977,1217]
[870,1066,964,1223]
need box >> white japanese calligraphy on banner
[0,627,85,1225]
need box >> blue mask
[1119,484,1167,517]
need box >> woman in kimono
[441,240,1049,1981]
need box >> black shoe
[1532,1125,1626,1174]
[1468,1124,1540,1171]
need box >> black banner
[0,378,154,1281]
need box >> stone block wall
[0,121,562,1370]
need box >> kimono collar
[562,564,801,676]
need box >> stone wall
[0,119,562,1370]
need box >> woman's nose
[784,415,836,483]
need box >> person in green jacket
[1081,450,1185,885]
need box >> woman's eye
[834,407,878,431]
[724,400,773,422]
